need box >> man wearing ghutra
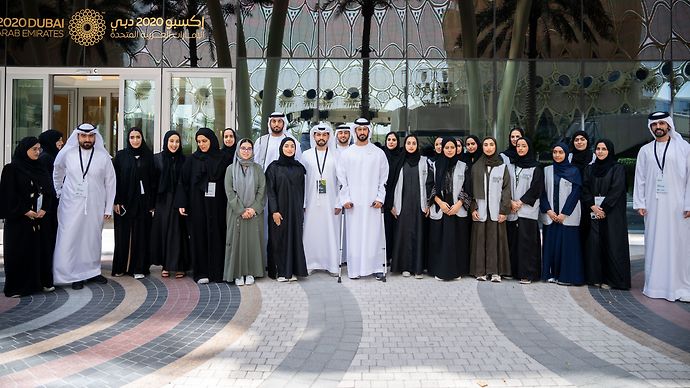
[302,124,342,275]
[633,111,690,302]
[254,112,302,171]
[337,118,389,279]
[334,124,353,153]
[52,123,116,290]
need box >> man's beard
[338,136,350,145]
[357,134,368,141]
[80,142,94,149]
[316,139,327,147]
[270,125,284,134]
[654,129,667,138]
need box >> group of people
[1,110,688,303]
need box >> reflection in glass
[12,79,43,147]
[124,80,156,147]
[170,77,227,154]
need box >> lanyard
[514,166,523,186]
[315,147,328,179]
[653,138,670,174]
[79,147,95,179]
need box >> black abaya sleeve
[0,165,30,218]
[600,164,626,214]
[251,166,266,213]
[173,158,192,209]
[265,164,280,215]
[581,166,595,209]
[539,188,552,213]
[520,167,544,206]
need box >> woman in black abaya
[175,128,232,283]
[151,130,188,278]
[382,131,403,264]
[0,137,56,296]
[221,127,237,162]
[265,137,307,281]
[112,127,156,278]
[582,139,631,289]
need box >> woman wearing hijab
[391,135,428,278]
[265,137,307,281]
[37,129,64,276]
[221,128,237,162]
[175,128,231,283]
[540,143,584,286]
[582,139,630,289]
[469,137,511,282]
[151,130,188,279]
[383,131,403,265]
[112,127,156,279]
[425,138,470,280]
[224,138,266,286]
[500,127,525,165]
[506,137,544,284]
[455,138,464,156]
[569,130,594,255]
[0,137,56,297]
[461,135,481,167]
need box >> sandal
[161,270,170,278]
[175,272,185,279]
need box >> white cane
[337,209,345,283]
[380,209,387,283]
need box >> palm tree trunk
[260,0,289,133]
[207,0,232,68]
[188,27,199,67]
[360,4,374,119]
[525,1,539,140]
[458,0,486,135]
[236,12,253,140]
[496,0,532,144]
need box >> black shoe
[88,275,108,284]
[72,281,84,290]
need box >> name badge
[37,194,43,211]
[656,175,668,195]
[318,179,327,194]
[205,182,216,197]
[75,179,87,198]
[140,180,145,195]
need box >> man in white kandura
[633,111,690,302]
[333,123,353,157]
[53,123,117,290]
[337,118,389,280]
[302,124,342,275]
[254,112,302,171]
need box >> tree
[322,0,393,119]
[259,0,289,134]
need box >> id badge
[205,182,216,197]
[75,179,87,198]
[36,194,43,211]
[140,180,145,195]
[656,175,668,195]
[318,179,327,194]
[594,196,605,207]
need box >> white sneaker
[547,277,557,283]
[491,274,501,283]
[600,284,611,290]
[197,277,209,284]
[402,271,411,277]
[134,274,145,279]
[235,277,245,286]
[277,276,288,282]
[519,279,532,285]
[289,275,298,282]
[414,274,423,279]
[245,275,255,285]
[434,276,443,281]
[476,275,487,281]
[43,286,56,292]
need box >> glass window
[170,76,227,154]
[12,79,43,147]
[124,80,156,147]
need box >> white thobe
[254,132,302,171]
[633,139,690,301]
[302,148,341,274]
[52,148,116,284]
[337,143,389,278]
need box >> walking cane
[337,209,345,283]
[380,209,387,283]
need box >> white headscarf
[352,117,372,141]
[647,111,684,142]
[54,123,109,166]
[266,112,289,135]
[309,123,334,149]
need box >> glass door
[78,89,119,155]
[119,69,161,152]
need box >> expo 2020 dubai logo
[69,9,106,46]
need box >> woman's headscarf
[591,139,617,178]
[232,138,257,208]
[513,137,539,168]
[275,137,306,172]
[221,128,237,161]
[12,136,52,191]
[158,130,185,193]
[569,130,591,170]
[502,127,525,163]
[433,137,459,197]
[402,134,421,167]
[552,142,581,185]
[126,127,152,157]
[383,131,403,160]
[38,129,63,159]
[471,136,504,200]
[192,127,227,190]
[387,134,421,201]
[455,137,465,156]
[460,134,481,166]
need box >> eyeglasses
[239,147,253,151]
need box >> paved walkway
[1,241,690,387]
